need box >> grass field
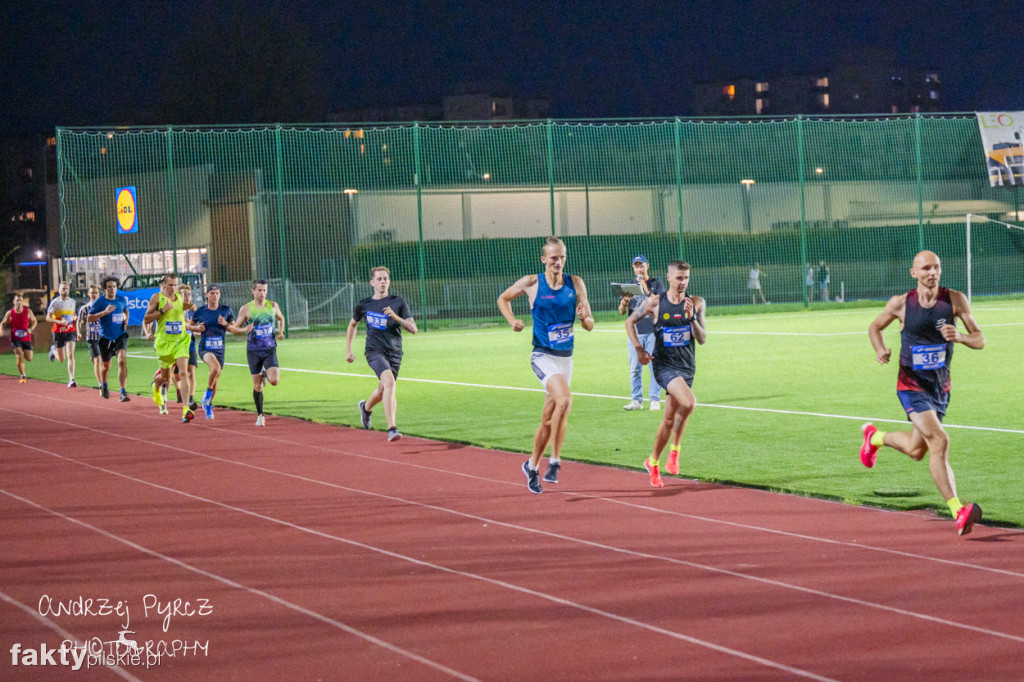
[5,299,1022,527]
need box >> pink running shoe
[955,503,982,536]
[860,423,879,468]
[644,458,664,488]
[665,449,680,475]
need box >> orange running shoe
[644,458,664,488]
[665,449,680,475]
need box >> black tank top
[652,293,695,377]
[898,287,953,393]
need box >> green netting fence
[56,115,1024,329]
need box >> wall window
[723,84,735,100]
[755,82,769,93]
[815,77,829,88]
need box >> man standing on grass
[77,285,104,389]
[189,284,243,420]
[235,280,286,427]
[860,250,985,536]
[626,260,706,487]
[618,254,664,411]
[144,274,195,422]
[87,276,131,401]
[498,236,595,494]
[1,292,37,383]
[45,281,78,387]
[346,266,417,442]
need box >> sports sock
[670,443,680,453]
[870,430,885,448]
[204,388,213,402]
[947,497,964,516]
[253,390,264,414]
[529,463,539,472]
[647,456,658,467]
[549,457,560,464]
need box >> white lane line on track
[121,354,1024,435]
[0,480,480,682]
[6,396,1024,579]
[0,590,142,682]
[0,452,837,682]
[3,410,1024,648]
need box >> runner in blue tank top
[862,250,987,536]
[626,260,706,487]
[498,237,595,493]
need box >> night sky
[1,0,1021,134]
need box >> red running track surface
[1,377,1022,681]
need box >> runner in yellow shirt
[143,273,195,422]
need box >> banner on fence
[122,287,158,326]
[976,112,1024,187]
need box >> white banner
[976,112,1024,187]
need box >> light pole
[816,167,832,227]
[34,250,45,290]
[740,179,755,234]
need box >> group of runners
[2,241,987,535]
[493,238,985,537]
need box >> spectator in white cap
[618,254,664,410]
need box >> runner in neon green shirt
[143,273,196,423]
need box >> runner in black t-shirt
[345,266,418,442]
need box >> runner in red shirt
[1,292,38,383]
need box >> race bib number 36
[912,344,946,370]
[547,322,574,345]
[663,325,691,347]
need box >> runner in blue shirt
[87,276,131,401]
[497,237,595,494]
[189,285,244,419]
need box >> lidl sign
[116,185,139,234]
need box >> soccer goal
[965,213,1024,301]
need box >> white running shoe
[650,400,661,411]
[623,400,642,411]
[255,415,265,427]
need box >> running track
[1,378,1021,681]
